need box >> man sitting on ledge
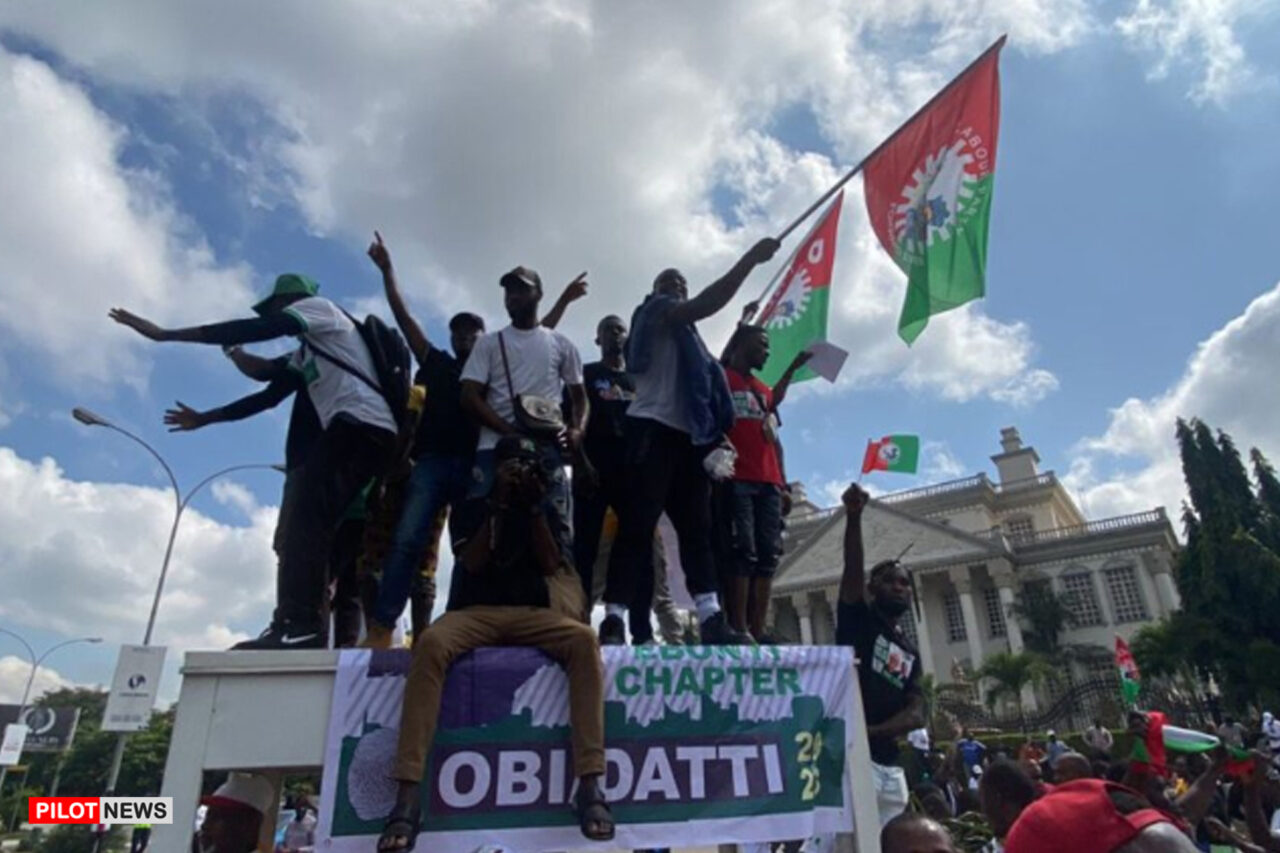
[378,435,611,851]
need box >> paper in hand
[804,340,848,383]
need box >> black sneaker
[698,611,754,646]
[598,614,626,645]
[232,621,327,650]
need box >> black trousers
[330,517,366,647]
[573,449,656,641]
[604,418,717,608]
[277,416,394,628]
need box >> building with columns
[771,427,1180,688]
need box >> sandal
[573,782,616,842]
[376,801,421,851]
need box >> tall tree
[1163,419,1280,709]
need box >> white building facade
[771,427,1180,688]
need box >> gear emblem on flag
[891,139,980,265]
[763,266,813,330]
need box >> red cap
[1004,779,1173,853]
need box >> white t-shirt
[285,297,397,434]
[460,324,583,451]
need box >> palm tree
[1011,584,1078,655]
[978,651,1051,734]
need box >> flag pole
[773,34,1007,243]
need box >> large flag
[861,435,920,475]
[758,192,845,386]
[863,40,1003,344]
[1115,635,1141,707]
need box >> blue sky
[0,0,1278,703]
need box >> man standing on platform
[599,237,780,646]
[836,483,925,827]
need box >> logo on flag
[891,133,991,268]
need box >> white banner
[102,645,166,732]
[0,724,29,766]
[318,646,867,852]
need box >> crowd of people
[109,238,1280,852]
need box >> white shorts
[872,762,910,827]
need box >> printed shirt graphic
[284,297,397,434]
[862,44,1002,344]
[726,369,782,485]
[870,633,916,690]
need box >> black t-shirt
[836,599,922,766]
[412,345,478,459]
[575,361,635,469]
[449,513,551,610]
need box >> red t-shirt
[726,368,783,485]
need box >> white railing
[1013,509,1168,545]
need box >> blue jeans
[448,444,574,608]
[728,480,783,578]
[372,453,472,627]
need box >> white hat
[201,772,274,816]
[1047,729,1057,737]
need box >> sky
[0,0,1278,706]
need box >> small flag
[1130,710,1169,776]
[1115,635,1141,708]
[861,435,920,475]
[862,39,1003,344]
[758,192,845,386]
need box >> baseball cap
[1004,779,1175,853]
[252,273,319,315]
[499,266,542,291]
[200,772,275,816]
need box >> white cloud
[1065,281,1280,521]
[921,440,968,481]
[0,656,82,705]
[0,447,277,699]
[0,0,1081,407]
[1115,0,1270,104]
[0,48,255,389]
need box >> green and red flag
[861,435,920,475]
[758,192,845,386]
[862,38,1003,344]
[1115,635,1141,708]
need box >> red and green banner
[758,192,844,386]
[862,40,1003,344]
[861,435,920,475]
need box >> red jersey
[726,368,783,485]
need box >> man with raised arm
[362,233,486,646]
[110,276,397,649]
[598,237,780,646]
[837,483,926,826]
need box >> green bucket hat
[252,273,319,315]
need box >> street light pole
[72,408,283,796]
[0,630,102,803]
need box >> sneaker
[753,631,779,645]
[232,621,327,650]
[698,611,754,646]
[598,614,626,645]
[631,635,657,646]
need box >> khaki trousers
[392,573,604,782]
